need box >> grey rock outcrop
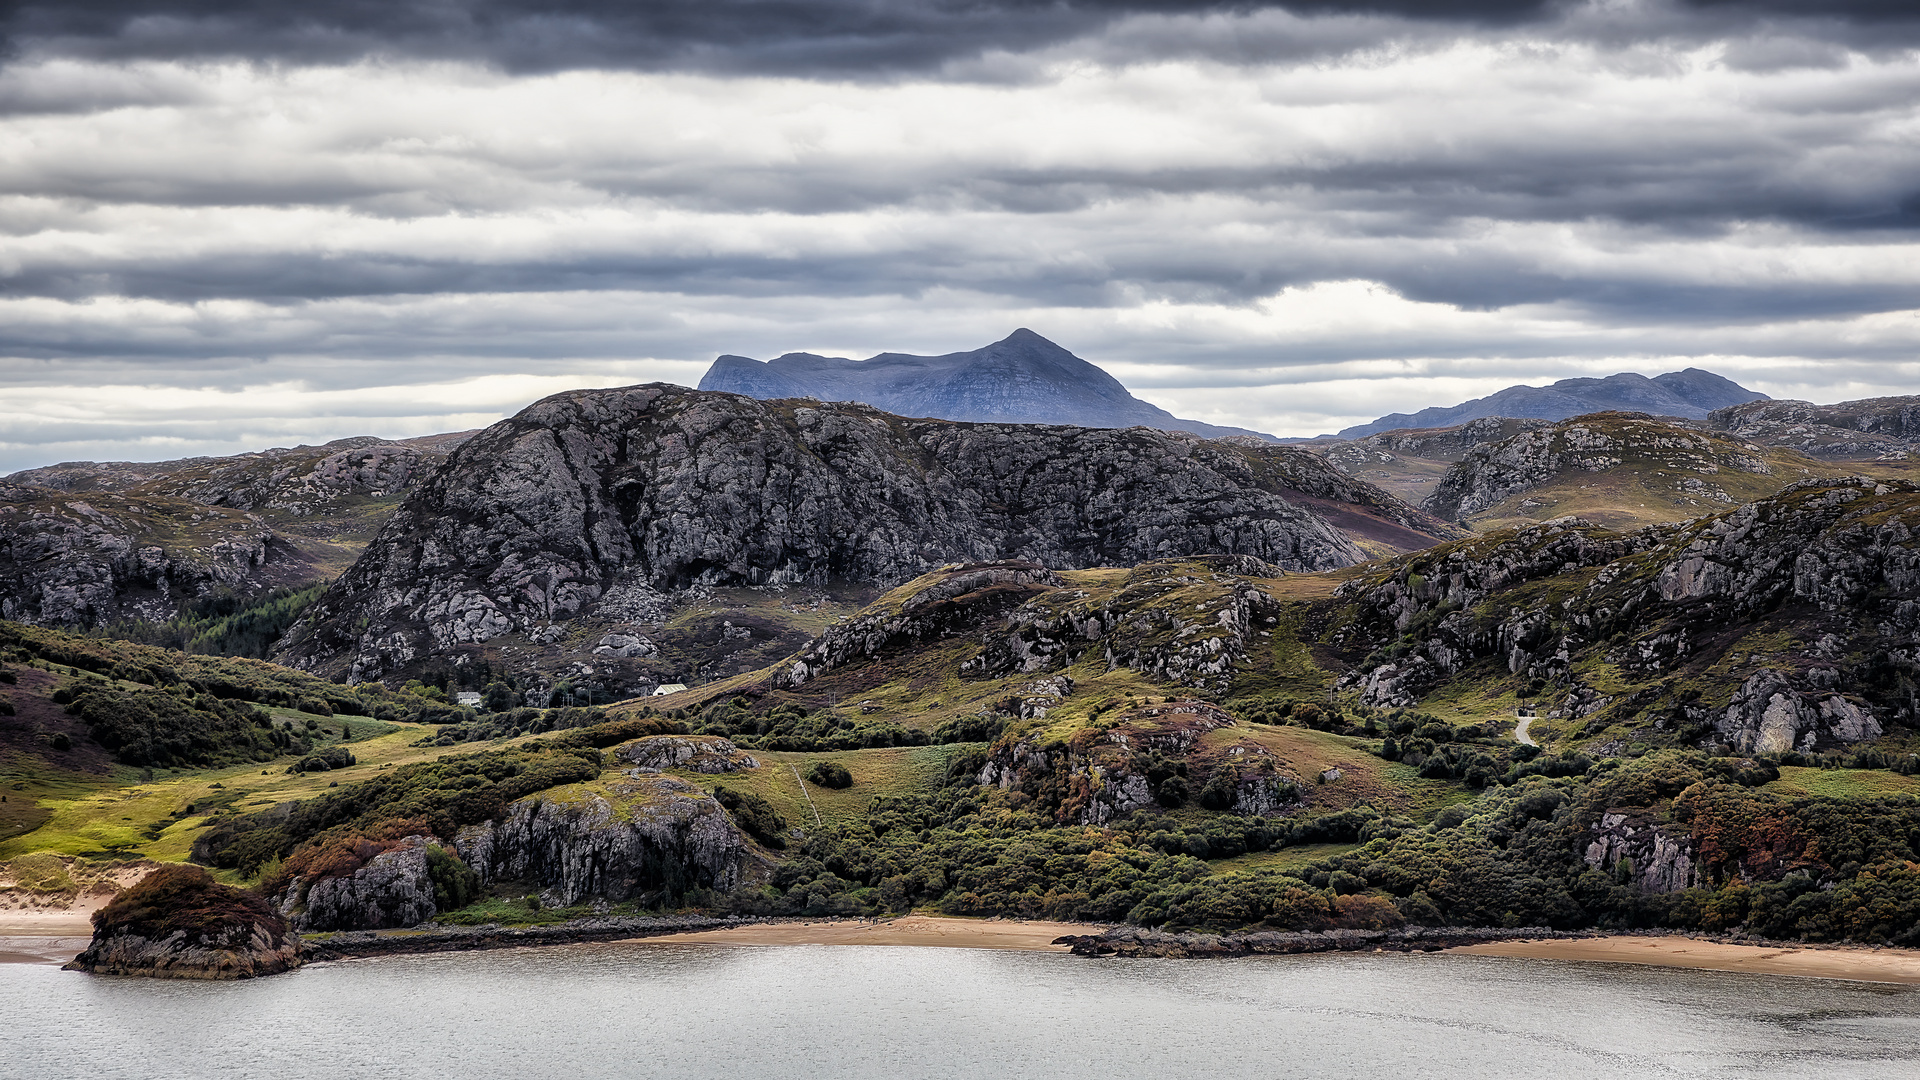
[287,835,439,932]
[455,775,748,904]
[1715,670,1882,755]
[0,483,306,627]
[617,735,759,773]
[1584,810,1701,893]
[8,431,468,517]
[64,921,303,979]
[1334,478,1920,734]
[1423,413,1775,522]
[1707,395,1920,460]
[1321,417,1555,475]
[278,385,1449,679]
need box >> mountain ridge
[1337,368,1767,439]
[700,328,1275,441]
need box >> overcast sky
[2,0,1918,470]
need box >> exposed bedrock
[272,385,1449,678]
[454,776,749,905]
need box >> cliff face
[455,774,749,904]
[276,385,1449,680]
[66,920,304,979]
[287,836,440,932]
[1584,810,1701,893]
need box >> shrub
[94,864,288,941]
[291,746,356,773]
[805,761,853,789]
[713,785,788,848]
[65,686,277,768]
[425,845,482,912]
[1198,773,1237,811]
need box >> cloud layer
[2,0,1918,470]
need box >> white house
[455,691,483,708]
[652,683,689,697]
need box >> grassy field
[679,744,973,832]
[0,713,439,867]
[1763,767,1920,800]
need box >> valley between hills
[6,357,1920,978]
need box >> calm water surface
[5,944,1918,1079]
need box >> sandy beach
[1450,935,1920,985]
[630,915,1091,951]
[0,905,100,937]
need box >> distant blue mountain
[1337,369,1767,439]
[698,329,1275,440]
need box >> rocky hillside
[700,328,1272,440]
[1318,417,1555,505]
[275,384,1457,681]
[1337,368,1765,439]
[0,482,317,627]
[0,432,471,632]
[1706,395,1920,460]
[1420,412,1844,530]
[1327,477,1920,754]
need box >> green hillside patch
[670,745,974,833]
[0,719,441,863]
[1763,767,1920,800]
[1207,842,1365,876]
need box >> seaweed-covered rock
[65,864,301,979]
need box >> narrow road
[1514,716,1538,747]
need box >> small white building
[454,691,483,707]
[652,683,689,697]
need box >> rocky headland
[64,864,302,979]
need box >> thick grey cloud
[1,0,1918,468]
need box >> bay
[4,944,1918,1079]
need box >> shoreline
[628,915,1090,951]
[1449,935,1920,985]
[9,913,1920,985]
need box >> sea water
[4,944,1917,1079]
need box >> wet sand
[0,936,88,965]
[631,915,1090,951]
[1451,935,1920,985]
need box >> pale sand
[0,936,88,965]
[0,902,103,937]
[1451,935,1920,985]
[630,915,1092,951]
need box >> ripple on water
[3,945,1919,1080]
